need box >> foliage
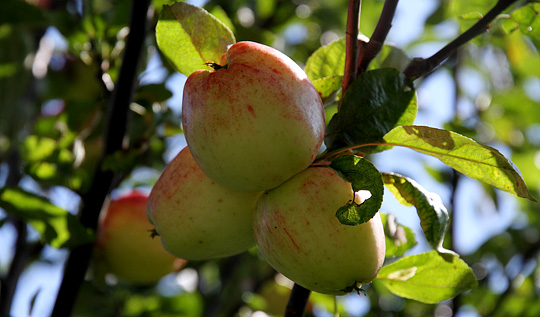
[0,0,539,316]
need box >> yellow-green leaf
[383,126,536,201]
[156,2,235,76]
[377,251,478,303]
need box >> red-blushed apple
[147,146,263,260]
[253,166,386,295]
[96,191,186,285]
[182,41,325,192]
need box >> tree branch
[0,150,44,316]
[50,0,151,315]
[285,283,311,317]
[341,0,361,103]
[357,0,399,74]
[403,0,518,80]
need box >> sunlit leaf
[312,75,342,101]
[510,3,540,40]
[329,155,384,225]
[305,37,346,81]
[156,2,235,76]
[21,135,57,162]
[382,173,451,253]
[0,187,94,248]
[449,0,497,32]
[383,126,536,201]
[377,251,478,303]
[209,5,235,33]
[381,213,417,258]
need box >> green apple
[253,166,386,295]
[96,191,185,285]
[147,146,263,260]
[182,41,325,192]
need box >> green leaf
[0,0,47,26]
[382,173,450,253]
[305,37,346,81]
[369,45,411,72]
[0,187,94,248]
[326,68,417,152]
[156,2,235,76]
[21,135,57,162]
[377,251,478,303]
[510,3,540,40]
[134,83,173,103]
[383,126,536,201]
[312,75,343,101]
[329,155,384,225]
[381,213,417,258]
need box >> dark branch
[50,0,151,315]
[285,283,311,317]
[357,0,399,74]
[403,0,518,80]
[0,150,43,316]
[341,0,362,102]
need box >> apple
[253,166,386,295]
[182,41,325,192]
[147,146,263,260]
[96,191,185,285]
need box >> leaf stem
[357,0,399,74]
[50,0,151,315]
[285,283,311,316]
[341,0,362,104]
[403,0,518,80]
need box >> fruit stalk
[285,283,311,317]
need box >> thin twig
[0,150,36,316]
[50,0,151,315]
[285,283,311,317]
[357,0,399,74]
[403,0,518,80]
[341,0,362,103]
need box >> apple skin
[96,191,185,285]
[147,146,263,260]
[253,166,386,295]
[182,41,325,192]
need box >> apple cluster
[148,41,386,295]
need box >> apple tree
[0,0,539,316]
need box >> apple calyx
[149,228,159,238]
[340,282,367,295]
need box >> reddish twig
[357,0,399,74]
[341,0,362,103]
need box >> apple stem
[205,62,229,70]
[285,283,311,316]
